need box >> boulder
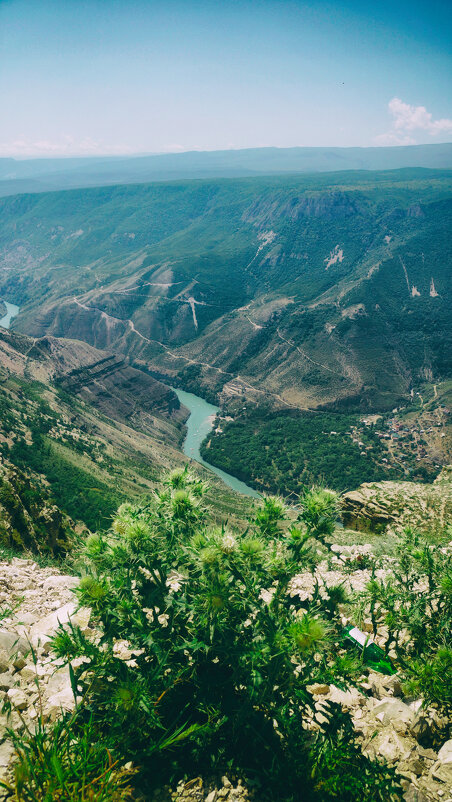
[403,786,429,802]
[410,708,447,747]
[42,575,79,592]
[0,740,14,768]
[375,731,412,763]
[369,672,403,699]
[372,698,415,729]
[430,739,452,786]
[44,665,71,698]
[437,739,452,763]
[6,688,28,711]
[29,602,77,649]
[0,630,29,659]
[0,672,16,692]
[0,651,9,674]
[43,687,77,722]
[307,683,330,696]
[327,684,365,709]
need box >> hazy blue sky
[1,0,451,156]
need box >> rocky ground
[0,555,451,802]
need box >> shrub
[35,471,400,801]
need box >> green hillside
[0,329,253,534]
[1,168,451,416]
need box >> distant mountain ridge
[2,168,451,414]
[1,143,452,196]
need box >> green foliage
[17,472,399,802]
[0,465,72,556]
[353,528,452,714]
[2,170,452,416]
[299,487,341,542]
[1,718,136,802]
[10,435,122,532]
[202,409,402,496]
[405,647,452,712]
[307,706,401,801]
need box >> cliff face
[242,190,365,225]
[341,466,452,534]
[0,328,182,433]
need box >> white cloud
[375,97,452,146]
[0,136,133,157]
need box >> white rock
[44,665,71,698]
[0,740,14,768]
[372,698,415,728]
[29,602,77,649]
[7,688,28,711]
[437,740,452,764]
[307,683,330,695]
[0,651,9,674]
[42,575,79,591]
[0,672,16,691]
[0,630,29,659]
[327,684,365,709]
[44,688,79,722]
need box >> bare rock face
[341,467,452,534]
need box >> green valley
[1,167,451,494]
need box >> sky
[1,0,451,157]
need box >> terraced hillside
[2,169,451,415]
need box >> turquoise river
[173,387,259,498]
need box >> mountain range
[1,142,452,197]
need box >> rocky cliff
[341,466,452,534]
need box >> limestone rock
[42,575,79,592]
[430,740,452,786]
[369,672,403,699]
[375,731,413,763]
[0,672,16,692]
[7,688,28,711]
[403,786,429,802]
[0,630,29,659]
[327,684,365,709]
[307,683,330,695]
[0,740,14,768]
[341,469,452,534]
[372,698,415,728]
[29,602,77,649]
[0,651,9,674]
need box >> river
[0,301,20,330]
[0,302,257,499]
[173,387,260,498]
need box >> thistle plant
[11,470,404,801]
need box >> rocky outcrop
[243,190,365,226]
[341,467,452,534]
[152,776,252,802]
[0,327,181,429]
